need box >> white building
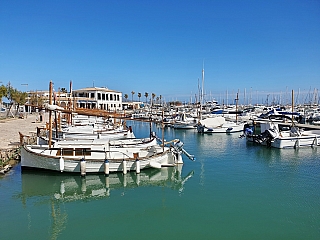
[72,87,122,111]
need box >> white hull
[173,123,196,129]
[198,123,245,133]
[246,132,320,149]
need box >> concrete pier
[0,113,47,172]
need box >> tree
[144,92,149,104]
[124,94,128,102]
[138,92,141,102]
[29,92,45,107]
[131,91,135,102]
[11,90,28,108]
[151,93,156,106]
[60,87,68,93]
[4,83,28,116]
[0,84,7,104]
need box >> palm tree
[60,87,67,93]
[124,94,128,102]
[144,92,149,104]
[131,91,135,102]
[151,93,156,106]
[138,92,141,102]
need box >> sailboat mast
[48,80,53,147]
[202,62,204,105]
[291,89,294,126]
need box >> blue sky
[1,0,319,104]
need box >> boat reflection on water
[20,165,194,202]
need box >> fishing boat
[20,136,194,175]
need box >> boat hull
[197,123,244,133]
[246,133,320,149]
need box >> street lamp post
[0,81,2,112]
[21,83,29,114]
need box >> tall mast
[291,89,294,126]
[201,61,204,105]
[48,80,53,147]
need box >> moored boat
[197,116,245,133]
[243,118,320,148]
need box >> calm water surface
[1,121,320,239]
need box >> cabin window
[75,148,91,156]
[56,148,74,156]
[90,93,95,99]
[56,148,91,156]
[102,94,105,100]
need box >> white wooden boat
[243,120,320,149]
[21,137,193,175]
[197,116,245,133]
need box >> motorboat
[197,116,245,133]
[243,117,320,148]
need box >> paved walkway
[0,113,47,149]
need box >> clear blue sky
[1,0,319,104]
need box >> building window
[102,94,105,100]
[90,93,95,99]
[106,94,109,100]
[117,95,119,101]
[98,93,101,100]
[110,94,113,100]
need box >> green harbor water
[1,121,320,239]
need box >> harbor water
[1,121,320,239]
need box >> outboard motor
[173,141,195,161]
